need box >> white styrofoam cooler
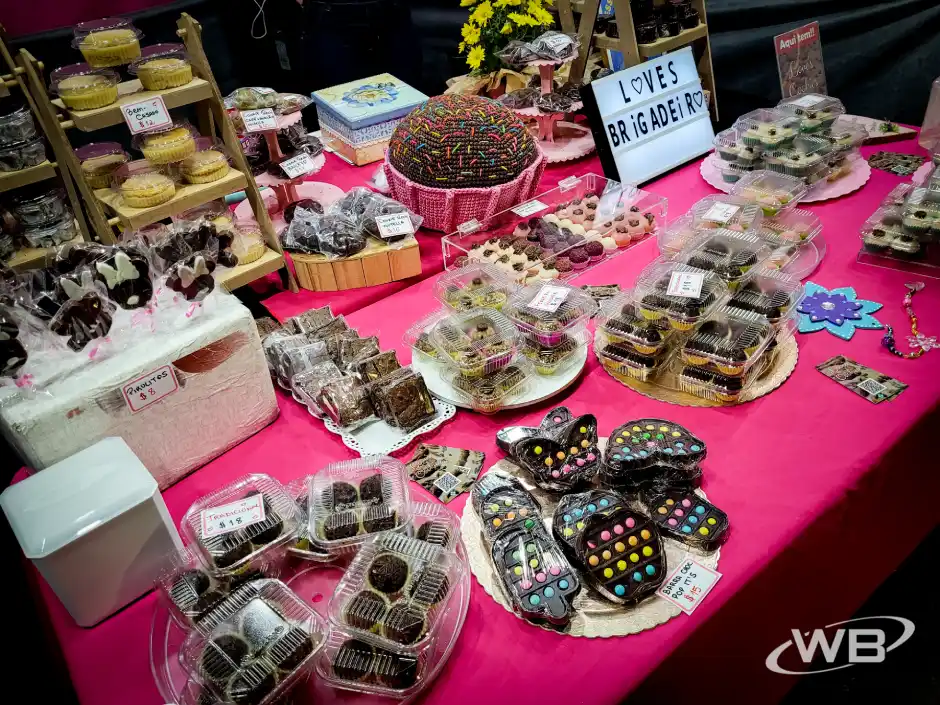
[0,292,278,489]
[0,438,184,626]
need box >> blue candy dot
[559,579,569,589]
[613,453,621,460]
[529,595,541,605]
[639,450,648,457]
[690,445,701,452]
[688,516,698,524]
[675,442,684,448]
[695,505,705,514]
[574,508,583,518]
[633,571,643,581]
[587,503,597,512]
[614,585,626,596]
[646,565,656,576]
[682,526,692,533]
[544,587,555,598]
[599,499,609,507]
[676,449,686,455]
[563,514,571,523]
[625,455,634,460]
[664,448,673,454]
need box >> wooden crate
[291,237,421,292]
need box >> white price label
[121,96,172,135]
[788,94,821,108]
[279,152,316,179]
[201,495,267,539]
[375,212,415,239]
[542,33,572,52]
[666,272,705,299]
[527,285,570,313]
[857,378,887,396]
[511,200,548,217]
[122,365,179,413]
[457,219,481,234]
[656,557,722,615]
[701,202,740,224]
[241,108,278,132]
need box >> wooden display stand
[16,13,297,292]
[291,236,421,292]
[557,0,718,121]
[0,27,92,271]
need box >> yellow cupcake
[57,74,118,110]
[82,153,128,189]
[79,29,141,67]
[121,172,176,208]
[136,57,193,91]
[140,127,196,164]
[179,149,229,184]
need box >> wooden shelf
[4,233,81,271]
[93,169,247,229]
[594,23,706,55]
[0,160,57,193]
[291,237,422,292]
[52,78,214,132]
[217,247,284,290]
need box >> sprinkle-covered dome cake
[384,95,546,232]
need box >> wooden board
[0,160,56,193]
[217,247,284,290]
[53,78,213,132]
[593,23,707,55]
[4,234,81,271]
[291,237,422,292]
[93,169,247,229]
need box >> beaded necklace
[881,282,938,358]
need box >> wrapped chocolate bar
[288,306,334,335]
[359,193,423,244]
[281,207,321,254]
[311,314,352,340]
[292,360,344,416]
[279,340,330,386]
[338,335,381,371]
[262,331,308,375]
[369,366,436,432]
[352,350,401,383]
[530,31,580,61]
[317,377,375,428]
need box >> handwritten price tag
[201,495,266,539]
[241,108,278,132]
[667,271,704,299]
[656,557,721,615]
[527,284,570,313]
[701,202,739,225]
[121,365,179,413]
[511,199,548,217]
[279,152,316,179]
[121,96,172,135]
[375,212,415,239]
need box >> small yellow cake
[136,57,193,91]
[57,74,119,110]
[121,172,176,208]
[179,149,229,184]
[140,127,196,164]
[232,227,266,264]
[82,153,128,189]
[79,29,141,67]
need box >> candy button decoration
[602,419,707,485]
[514,413,601,491]
[797,282,884,341]
[643,488,729,550]
[552,489,625,562]
[472,471,542,542]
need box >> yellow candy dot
[493,518,502,527]
[628,536,638,546]
[632,426,641,432]
[534,446,542,454]
[563,528,574,537]
[602,550,611,560]
[615,437,624,444]
[646,425,654,430]
[529,558,539,568]
[580,426,587,433]
[604,568,613,578]
[640,529,651,540]
[700,527,709,535]
[642,546,653,557]
[504,499,512,506]
[589,555,599,566]
[617,560,627,571]
[545,458,553,467]
[614,542,625,552]
[630,553,639,563]
[666,499,675,506]
[660,426,669,432]
[581,439,589,448]
[707,517,717,525]
[576,521,584,530]
[657,507,668,514]
[514,566,522,575]
[671,431,680,437]
[556,451,566,460]
[570,447,578,455]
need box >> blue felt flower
[797,282,883,341]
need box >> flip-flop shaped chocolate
[513,414,600,491]
[641,488,729,550]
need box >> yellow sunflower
[470,0,494,26]
[461,22,481,45]
[467,45,486,70]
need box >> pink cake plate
[700,152,871,202]
[234,179,344,232]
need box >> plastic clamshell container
[76,142,130,189]
[403,309,449,363]
[502,280,599,346]
[444,358,533,414]
[675,230,773,287]
[713,128,748,162]
[0,137,46,172]
[180,579,326,705]
[689,194,764,232]
[820,121,867,154]
[175,136,231,184]
[727,269,804,324]
[72,17,143,67]
[407,502,462,553]
[672,354,768,404]
[633,260,730,330]
[328,532,464,653]
[657,213,700,257]
[596,293,675,356]
[181,474,302,576]
[0,104,37,146]
[859,207,907,252]
[679,307,778,376]
[284,478,333,562]
[128,43,193,90]
[306,456,413,554]
[133,121,197,164]
[776,93,845,131]
[595,330,667,382]
[428,308,520,378]
[22,215,78,248]
[730,170,808,217]
[50,63,120,110]
[882,183,914,210]
[756,207,822,245]
[733,108,800,149]
[433,262,519,312]
[903,187,940,223]
[11,187,69,227]
[519,323,590,375]
[763,135,832,180]
[717,159,757,184]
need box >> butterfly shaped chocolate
[641,488,729,550]
[551,490,625,561]
[495,405,577,457]
[602,419,705,486]
[576,507,666,605]
[50,273,114,351]
[96,249,153,310]
[513,414,600,491]
[491,524,581,627]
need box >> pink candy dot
[536,572,547,583]
[682,499,692,507]
[587,541,596,549]
[562,466,571,474]
[601,530,611,541]
[587,453,596,461]
[576,458,585,466]
[520,580,533,589]
[551,470,560,478]
[554,416,562,423]
[675,509,685,517]
[625,518,635,528]
[668,518,678,526]
[549,566,561,576]
[613,525,624,535]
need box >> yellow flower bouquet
[458,0,555,75]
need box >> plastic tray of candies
[427,307,521,378]
[433,261,519,312]
[753,208,826,279]
[858,186,940,268]
[669,231,773,290]
[440,172,668,283]
[594,292,677,382]
[631,260,730,331]
[729,170,807,217]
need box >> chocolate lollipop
[641,488,729,550]
[0,305,27,377]
[95,249,153,309]
[49,272,113,351]
[512,414,600,491]
[166,254,216,301]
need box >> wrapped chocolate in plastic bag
[225,86,279,111]
[279,339,330,386]
[360,193,423,245]
[281,206,321,254]
[317,377,375,428]
[291,359,344,415]
[0,301,29,377]
[49,269,115,351]
[328,187,385,229]
[315,212,366,259]
[531,31,580,61]
[495,40,542,68]
[164,249,217,302]
[92,245,154,309]
[498,87,540,110]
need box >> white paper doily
[460,451,720,638]
[319,398,457,456]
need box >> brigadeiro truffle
[332,639,375,682]
[367,553,410,594]
[344,590,390,632]
[328,481,359,509]
[382,603,427,645]
[359,473,389,505]
[555,257,572,274]
[416,521,452,547]
[407,565,450,605]
[202,534,253,569]
[568,247,589,270]
[373,648,419,690]
[225,662,277,705]
[363,505,399,533]
[584,240,604,261]
[322,510,361,541]
[201,634,250,686]
[269,626,315,673]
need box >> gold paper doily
[594,331,799,408]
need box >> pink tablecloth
[25,136,940,705]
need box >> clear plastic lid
[177,136,230,173]
[689,194,764,232]
[763,135,832,179]
[403,309,448,363]
[307,456,413,552]
[733,108,800,148]
[21,215,78,248]
[128,43,189,73]
[181,474,302,575]
[503,281,599,345]
[134,121,197,163]
[904,187,940,218]
[633,260,730,329]
[595,330,667,382]
[673,353,770,404]
[284,478,333,561]
[727,269,804,323]
[596,293,675,356]
[76,141,127,163]
[519,324,590,375]
[777,93,845,119]
[730,170,808,216]
[756,207,822,245]
[368,366,437,432]
[820,122,867,153]
[279,340,330,385]
[675,230,772,285]
[315,628,424,697]
[317,377,376,429]
[408,502,462,552]
[429,308,520,378]
[112,158,178,190]
[11,186,68,226]
[859,207,906,246]
[445,359,533,414]
[657,213,700,257]
[180,579,326,705]
[433,262,519,312]
[718,159,758,184]
[329,532,464,653]
[882,183,914,210]
[679,307,778,375]
[50,63,120,95]
[712,128,745,159]
[72,16,135,38]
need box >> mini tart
[81,153,127,189]
[135,57,192,90]
[141,127,196,164]
[180,149,229,183]
[121,172,176,208]
[57,74,118,110]
[79,29,141,67]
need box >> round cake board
[234,179,345,232]
[526,121,596,163]
[460,449,720,638]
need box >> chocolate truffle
[382,603,427,645]
[225,663,277,705]
[416,521,452,547]
[367,553,410,594]
[407,566,450,605]
[363,506,399,533]
[332,639,375,682]
[322,511,361,541]
[268,626,315,672]
[343,590,389,632]
[373,648,419,690]
[328,481,359,509]
[202,534,253,569]
[359,473,390,505]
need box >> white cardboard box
[0,292,278,489]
